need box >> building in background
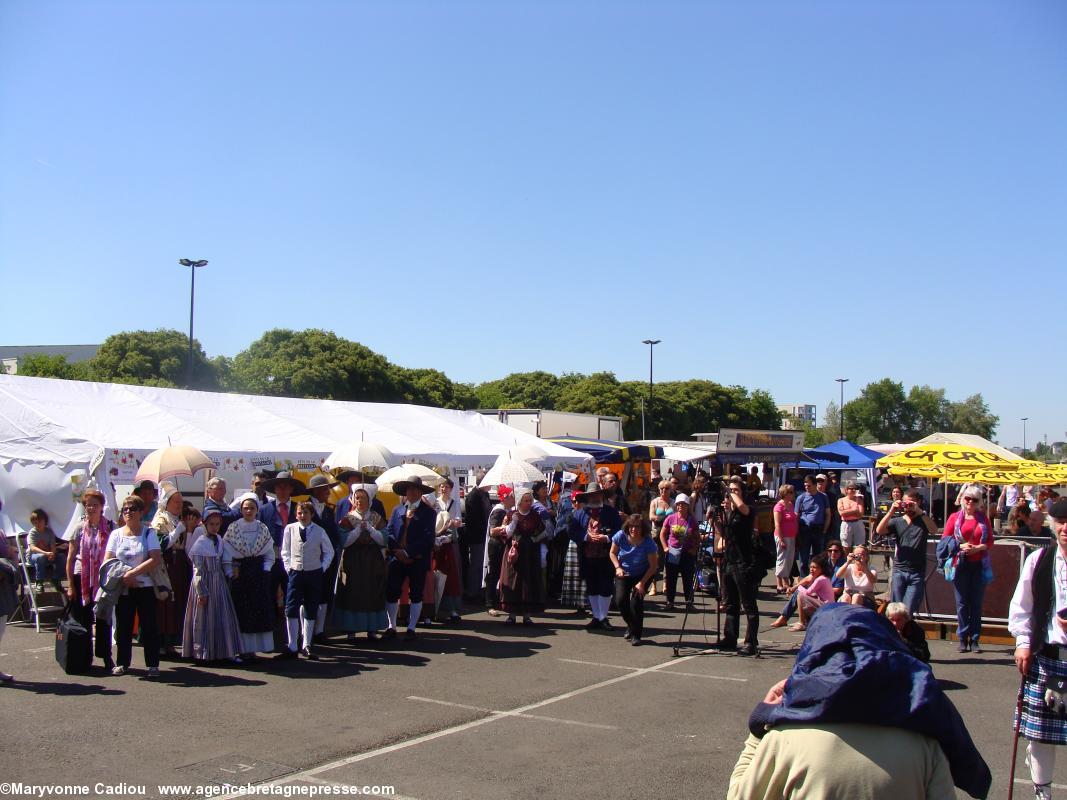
[778,403,816,430]
[0,344,100,375]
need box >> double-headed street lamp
[641,339,661,439]
[178,259,208,388]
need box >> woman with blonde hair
[773,485,798,593]
[647,479,673,595]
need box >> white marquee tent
[0,374,590,537]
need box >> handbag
[55,601,92,675]
[942,553,959,582]
[666,546,682,565]
[981,558,994,586]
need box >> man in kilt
[1010,498,1067,799]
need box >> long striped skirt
[182,555,243,662]
[559,541,588,610]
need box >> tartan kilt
[1018,653,1067,744]
[560,541,588,610]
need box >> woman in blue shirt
[610,514,660,646]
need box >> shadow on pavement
[3,679,124,696]
[937,679,969,691]
[152,666,269,688]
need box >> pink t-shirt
[799,575,834,604]
[943,511,990,563]
[662,512,699,554]
[774,501,798,539]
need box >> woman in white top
[105,495,163,677]
[836,544,878,609]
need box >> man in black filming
[714,476,761,656]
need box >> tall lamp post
[641,339,661,439]
[835,378,849,440]
[178,259,208,388]
[1022,417,1028,452]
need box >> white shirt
[280,521,334,573]
[1009,546,1067,649]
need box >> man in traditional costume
[384,476,437,640]
[307,473,342,639]
[1010,499,1067,799]
[569,487,622,630]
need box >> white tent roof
[912,432,1023,462]
[0,374,589,469]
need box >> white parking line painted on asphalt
[24,646,54,653]
[557,657,748,682]
[1014,778,1067,790]
[214,652,702,799]
[407,695,619,730]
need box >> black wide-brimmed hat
[392,475,436,496]
[335,468,366,484]
[259,471,307,495]
[575,487,605,503]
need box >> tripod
[672,540,722,657]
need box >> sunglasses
[963,497,978,503]
[121,507,140,514]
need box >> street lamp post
[641,339,661,438]
[1022,417,1029,452]
[178,259,208,388]
[835,378,849,440]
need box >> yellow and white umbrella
[877,444,1020,475]
[135,445,215,483]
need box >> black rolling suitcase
[55,602,92,675]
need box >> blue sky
[2,1,1064,448]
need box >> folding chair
[13,533,63,632]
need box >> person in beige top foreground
[727,603,990,799]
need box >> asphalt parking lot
[0,594,1054,799]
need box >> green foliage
[393,367,475,410]
[16,354,91,381]
[843,379,998,442]
[230,329,400,401]
[90,330,217,389]
[473,371,569,410]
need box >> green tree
[90,329,217,389]
[473,371,568,409]
[230,329,400,400]
[393,366,473,410]
[907,385,950,438]
[16,354,91,381]
[946,394,998,440]
[557,372,639,422]
[843,379,914,443]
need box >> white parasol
[478,456,546,487]
[375,463,445,493]
[322,441,396,472]
[134,445,215,483]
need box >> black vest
[1030,544,1057,652]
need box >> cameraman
[715,476,760,656]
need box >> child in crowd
[28,508,64,592]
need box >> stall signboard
[716,429,805,456]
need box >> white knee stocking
[408,602,423,631]
[385,602,399,629]
[300,611,315,650]
[315,604,326,635]
[1028,740,1056,786]
[286,617,300,651]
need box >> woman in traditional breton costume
[499,487,547,625]
[223,497,276,659]
[332,488,389,640]
[433,478,464,624]
[151,482,191,656]
[183,508,243,663]
[559,489,589,616]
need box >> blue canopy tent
[783,440,883,510]
[544,436,664,464]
